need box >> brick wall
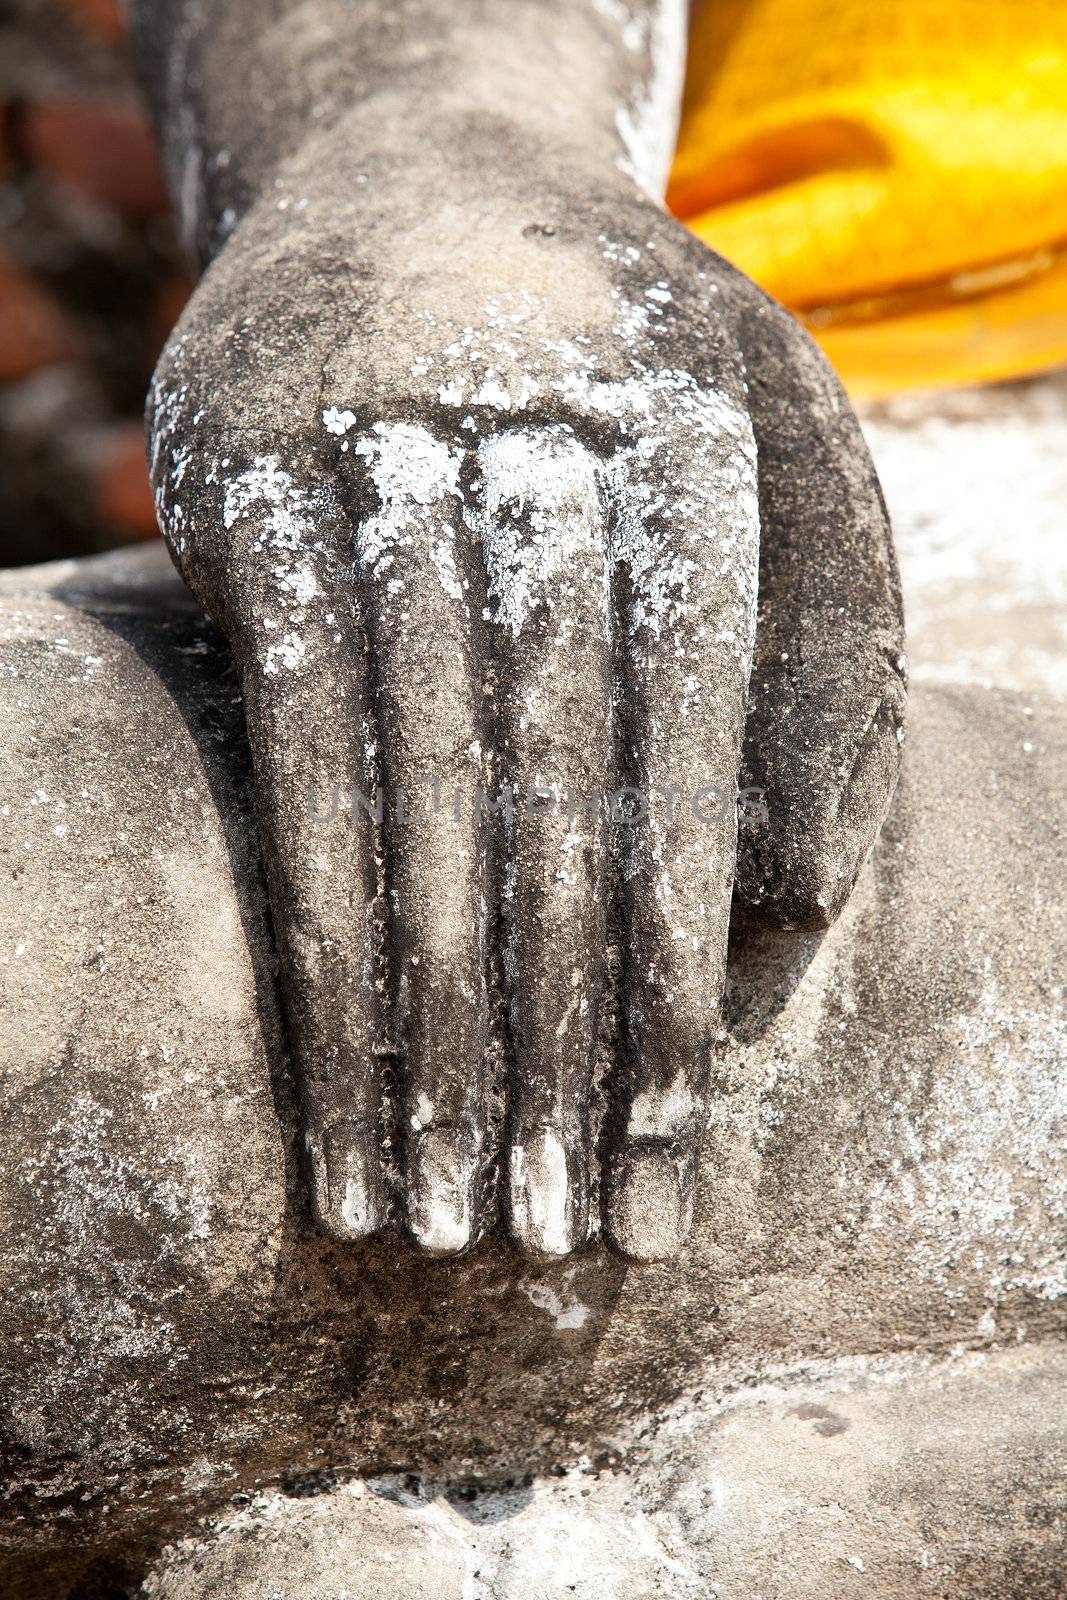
[0,0,188,563]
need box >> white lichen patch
[479,428,606,638]
[410,1091,435,1132]
[469,374,541,412]
[221,455,326,676]
[262,631,307,676]
[595,373,760,646]
[519,1262,591,1329]
[376,287,758,671]
[353,422,468,611]
[322,406,358,436]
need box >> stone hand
[138,3,905,1260]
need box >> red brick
[0,255,81,380]
[57,0,127,43]
[93,421,159,539]
[24,98,169,218]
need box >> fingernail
[605,1143,692,1262]
[509,1127,585,1258]
[310,1120,383,1241]
[405,1128,476,1254]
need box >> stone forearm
[131,0,687,262]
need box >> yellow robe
[669,0,1067,395]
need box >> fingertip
[507,1127,588,1259]
[403,1128,478,1256]
[604,1143,693,1263]
[308,1120,386,1243]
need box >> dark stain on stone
[790,1401,850,1437]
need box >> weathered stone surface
[144,1342,1067,1600]
[863,374,1067,695]
[0,543,1062,1594]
